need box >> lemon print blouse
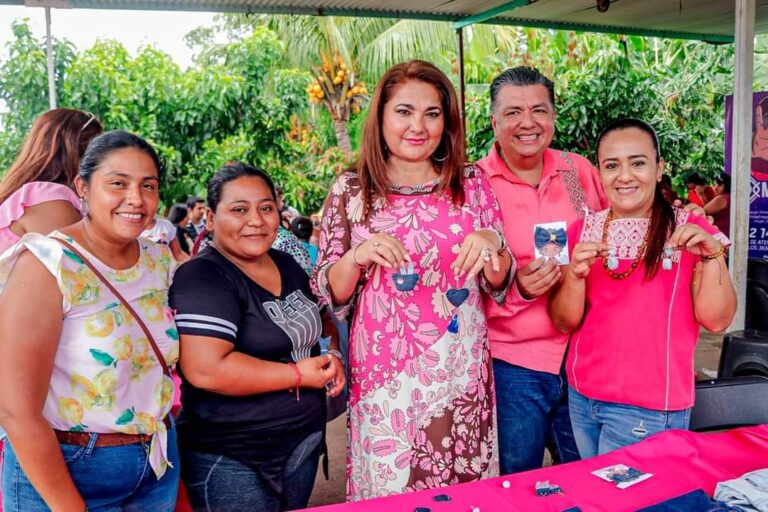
[0,231,179,478]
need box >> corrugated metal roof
[3,0,768,43]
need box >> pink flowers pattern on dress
[312,166,510,500]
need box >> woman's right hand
[568,242,607,279]
[296,355,336,389]
[352,233,410,269]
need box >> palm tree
[225,14,524,152]
[268,16,450,152]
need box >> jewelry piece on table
[502,480,511,489]
[606,247,619,271]
[432,494,451,502]
[392,261,418,291]
[535,480,563,496]
[662,247,673,271]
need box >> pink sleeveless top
[0,182,81,254]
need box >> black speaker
[718,330,768,378]
[748,257,768,286]
[746,279,768,331]
[691,376,768,431]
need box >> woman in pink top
[550,118,736,457]
[312,60,514,500]
[0,108,103,253]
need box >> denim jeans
[569,388,691,458]
[2,424,179,512]
[182,430,322,512]
[493,359,581,474]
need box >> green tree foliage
[0,17,737,213]
[0,19,75,166]
[465,32,733,189]
[0,20,340,213]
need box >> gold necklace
[601,208,650,280]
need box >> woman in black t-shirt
[169,163,345,512]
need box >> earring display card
[533,221,569,265]
[592,464,653,489]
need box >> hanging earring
[606,247,619,270]
[662,247,673,271]
[79,196,89,217]
[431,150,448,163]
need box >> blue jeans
[2,425,179,512]
[182,430,322,512]
[493,359,580,474]
[569,388,691,458]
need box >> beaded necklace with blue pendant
[601,208,650,280]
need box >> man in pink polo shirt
[475,67,607,474]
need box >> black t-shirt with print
[169,246,325,492]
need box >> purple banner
[725,93,768,258]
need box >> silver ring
[373,240,381,247]
[481,248,492,262]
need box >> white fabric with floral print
[0,231,179,478]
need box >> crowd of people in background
[0,61,736,512]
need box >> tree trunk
[333,119,352,153]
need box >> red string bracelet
[288,362,302,401]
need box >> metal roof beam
[480,17,734,44]
[1,0,735,44]
[452,0,528,30]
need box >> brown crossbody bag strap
[56,238,172,378]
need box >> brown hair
[0,108,103,204]
[357,60,465,215]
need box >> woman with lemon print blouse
[0,131,179,512]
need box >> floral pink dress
[312,166,510,500]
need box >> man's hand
[516,257,561,299]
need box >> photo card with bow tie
[533,221,569,265]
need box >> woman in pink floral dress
[311,60,515,500]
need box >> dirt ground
[305,330,725,508]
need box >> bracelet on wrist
[326,349,345,366]
[483,228,507,255]
[351,244,368,270]
[287,362,302,401]
[700,244,726,261]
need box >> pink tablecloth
[308,425,768,512]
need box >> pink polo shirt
[566,209,730,411]
[476,145,607,374]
